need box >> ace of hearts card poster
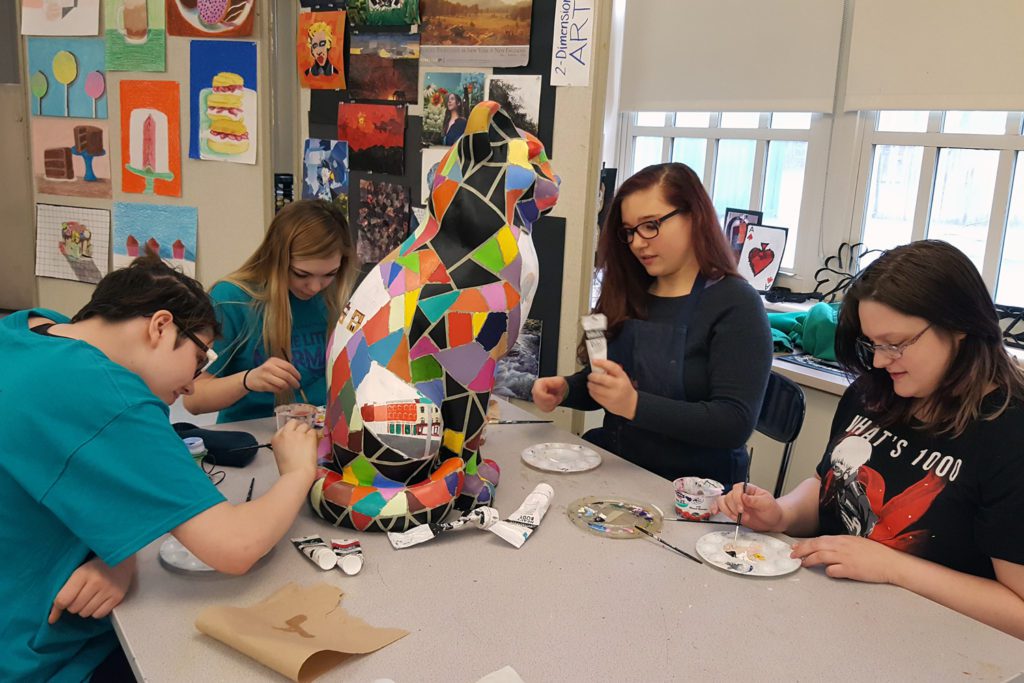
[738,225,788,292]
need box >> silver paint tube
[290,535,336,570]
[330,538,364,576]
[489,483,554,549]
[581,314,608,373]
[386,506,499,550]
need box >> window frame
[617,111,832,282]
[849,111,1024,293]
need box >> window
[856,111,1024,305]
[621,111,824,271]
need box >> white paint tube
[330,538,364,576]
[386,506,499,550]
[290,535,337,570]
[581,314,608,373]
[489,483,554,549]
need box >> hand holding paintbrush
[279,348,310,404]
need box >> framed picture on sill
[737,224,788,292]
[723,207,763,264]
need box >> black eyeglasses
[619,208,685,244]
[857,324,931,360]
[174,322,218,379]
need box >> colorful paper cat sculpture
[311,102,560,531]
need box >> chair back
[757,372,805,444]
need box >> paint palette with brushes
[567,496,663,539]
[695,530,801,577]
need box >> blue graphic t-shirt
[208,281,329,423]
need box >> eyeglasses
[174,322,218,379]
[618,208,684,244]
[857,324,931,360]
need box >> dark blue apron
[583,274,749,487]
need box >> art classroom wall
[17,4,273,315]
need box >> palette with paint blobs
[695,530,801,577]
[567,496,663,539]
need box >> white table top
[113,401,1024,682]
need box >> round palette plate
[567,496,663,538]
[695,530,801,577]
[522,442,602,473]
[158,536,273,576]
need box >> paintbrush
[734,451,752,544]
[490,419,555,424]
[634,525,702,565]
[280,348,310,404]
[245,477,255,502]
[221,442,272,454]
[667,518,740,526]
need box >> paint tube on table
[330,538,364,576]
[489,483,554,549]
[581,314,608,373]
[291,535,337,570]
[386,506,500,550]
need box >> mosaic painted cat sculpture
[311,102,560,531]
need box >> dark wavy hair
[835,240,1024,437]
[579,163,739,362]
[72,253,221,344]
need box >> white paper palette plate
[695,531,801,577]
[521,442,601,473]
[158,536,273,576]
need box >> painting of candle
[119,79,181,196]
[27,38,107,119]
[167,0,255,38]
[113,202,198,277]
[21,0,100,36]
[104,0,166,71]
[31,117,112,198]
[189,40,257,164]
[35,203,110,284]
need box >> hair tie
[242,368,254,392]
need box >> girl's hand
[587,360,638,419]
[790,535,904,583]
[531,377,568,412]
[718,483,786,533]
[49,555,136,624]
[271,419,318,484]
[245,358,301,394]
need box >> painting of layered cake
[189,40,257,164]
[35,203,110,284]
[119,79,181,196]
[31,118,112,198]
[166,0,254,37]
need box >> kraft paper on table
[195,582,408,682]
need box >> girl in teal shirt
[186,200,357,422]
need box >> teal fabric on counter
[767,302,841,361]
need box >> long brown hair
[581,163,739,361]
[219,200,356,403]
[835,240,1024,436]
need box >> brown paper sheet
[195,582,408,682]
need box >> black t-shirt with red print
[816,379,1024,580]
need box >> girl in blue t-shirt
[0,256,319,681]
[185,200,357,422]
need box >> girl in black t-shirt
[720,240,1024,638]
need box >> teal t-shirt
[207,281,329,423]
[0,309,225,683]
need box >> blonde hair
[307,21,334,48]
[220,200,356,405]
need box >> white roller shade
[619,0,844,113]
[845,0,1024,112]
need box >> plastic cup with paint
[673,476,724,521]
[274,403,317,430]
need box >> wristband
[242,368,254,392]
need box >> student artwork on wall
[27,38,107,118]
[737,224,788,292]
[348,30,419,104]
[189,40,257,164]
[104,0,166,71]
[112,202,198,276]
[420,146,447,204]
[35,203,110,284]
[420,71,485,147]
[297,10,346,90]
[31,118,112,198]
[119,79,181,196]
[21,0,100,36]
[486,74,541,136]
[337,102,406,175]
[347,0,419,26]
[493,318,542,401]
[356,179,410,264]
[302,138,349,213]
[166,0,255,37]
[419,0,531,67]
[723,207,764,266]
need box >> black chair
[755,371,806,497]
